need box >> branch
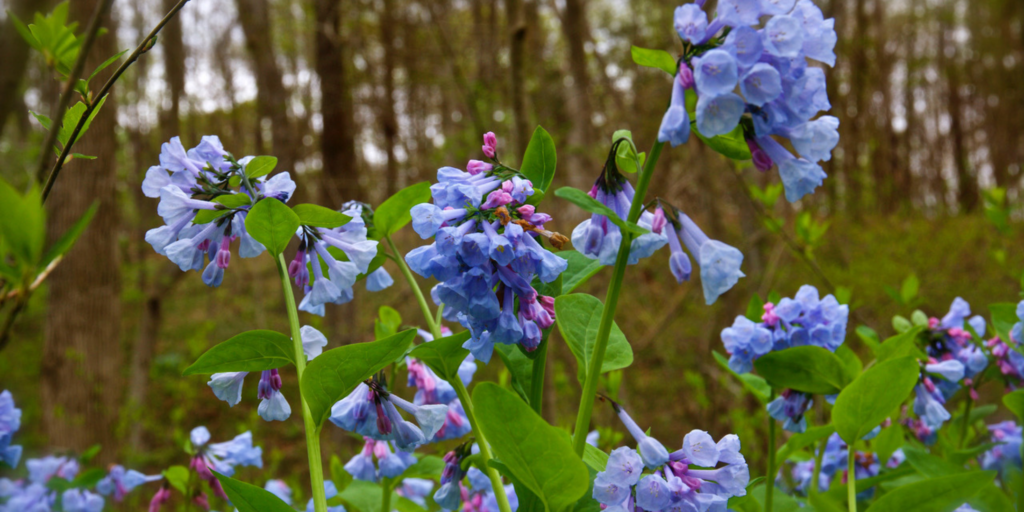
[40,0,193,203]
[32,0,116,184]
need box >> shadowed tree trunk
[41,0,121,461]
[506,0,529,158]
[0,0,48,140]
[379,0,401,197]
[561,0,594,188]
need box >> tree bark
[41,0,122,461]
[379,0,401,197]
[0,0,48,140]
[560,0,594,188]
[506,0,529,158]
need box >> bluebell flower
[980,421,1022,479]
[395,478,435,506]
[264,479,293,504]
[767,390,812,433]
[60,489,104,512]
[95,465,161,501]
[328,378,448,451]
[609,401,670,469]
[753,136,826,202]
[344,438,416,482]
[674,4,708,43]
[913,382,951,431]
[695,92,745,137]
[571,175,667,267]
[189,426,263,480]
[739,63,783,106]
[693,49,738,98]
[0,390,22,468]
[365,267,394,291]
[721,316,774,373]
[657,69,692,147]
[27,456,79,484]
[293,204,380,314]
[723,25,763,67]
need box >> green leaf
[558,250,604,294]
[214,472,296,512]
[194,193,252,224]
[900,274,920,303]
[397,455,445,480]
[183,330,294,375]
[692,123,753,160]
[245,198,300,255]
[892,315,913,333]
[582,444,609,472]
[494,343,534,403]
[473,383,590,512]
[0,180,45,266]
[902,446,969,478]
[855,325,881,352]
[630,46,677,75]
[521,126,557,193]
[302,329,417,426]
[374,305,402,340]
[745,294,765,322]
[808,493,846,512]
[408,331,471,382]
[872,425,904,464]
[373,182,432,239]
[87,49,127,82]
[776,424,835,461]
[330,455,353,492]
[41,200,97,267]
[162,465,190,494]
[873,326,927,363]
[554,187,647,235]
[712,351,770,403]
[245,156,278,179]
[835,345,863,380]
[556,294,634,385]
[753,346,850,394]
[1002,389,1024,422]
[294,203,352,228]
[988,303,1018,345]
[832,356,919,443]
[30,110,52,131]
[863,471,995,512]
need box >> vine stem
[765,391,776,512]
[386,236,513,512]
[571,140,664,457]
[275,254,328,512]
[847,443,856,512]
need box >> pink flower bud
[747,139,773,172]
[482,132,498,158]
[467,160,493,175]
[678,64,695,89]
[651,207,667,235]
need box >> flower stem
[810,436,826,496]
[958,391,975,449]
[765,391,776,512]
[529,338,548,415]
[387,237,513,512]
[571,141,664,457]
[381,478,392,512]
[847,442,857,512]
[275,254,328,512]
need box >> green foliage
[863,471,995,512]
[871,424,904,464]
[1002,389,1024,421]
[988,303,1018,344]
[373,306,402,340]
[473,383,590,512]
[0,181,46,267]
[692,123,753,160]
[872,327,927,362]
[10,2,81,76]
[520,126,557,193]
[794,211,829,252]
[162,465,190,494]
[745,294,765,322]
[372,182,431,239]
[193,193,252,224]
[832,356,919,443]
[495,343,535,403]
[182,329,294,375]
[301,329,416,426]
[293,204,352,229]
[245,156,278,179]
[555,294,634,385]
[629,46,677,75]
[245,198,300,255]
[712,351,770,403]
[884,274,921,307]
[557,250,604,294]
[408,330,471,382]
[611,130,645,174]
[775,424,834,462]
[554,187,647,235]
[214,472,296,512]
[754,346,850,395]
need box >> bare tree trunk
[506,0,529,158]
[940,18,977,212]
[379,0,400,197]
[561,0,594,188]
[42,0,121,462]
[0,0,48,139]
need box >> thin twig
[1,256,63,302]
[40,0,193,202]
[33,0,116,183]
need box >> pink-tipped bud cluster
[482,132,498,158]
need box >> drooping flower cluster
[329,373,448,451]
[720,285,848,432]
[406,329,474,442]
[394,478,435,507]
[407,132,568,363]
[433,444,519,512]
[207,325,328,422]
[264,480,346,512]
[652,206,744,305]
[0,391,21,469]
[186,426,264,505]
[143,136,295,287]
[987,301,1024,387]
[591,400,750,512]
[980,421,1022,481]
[779,433,904,500]
[658,0,839,202]
[344,438,417,482]
[290,201,388,316]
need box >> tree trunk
[378,0,401,197]
[506,0,529,158]
[42,0,122,461]
[560,0,594,188]
[0,0,48,140]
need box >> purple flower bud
[482,132,498,158]
[651,208,667,235]
[747,139,774,172]
[467,160,493,175]
[216,236,231,269]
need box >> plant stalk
[810,436,826,496]
[381,478,392,512]
[386,235,439,338]
[276,254,328,512]
[765,391,777,512]
[529,338,548,415]
[847,443,857,512]
[571,141,664,457]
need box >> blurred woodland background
[1,0,1023,504]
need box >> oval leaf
[373,182,431,239]
[473,383,590,512]
[754,346,849,394]
[1002,389,1024,422]
[864,471,995,512]
[520,126,557,193]
[293,203,352,228]
[553,187,647,235]
[630,46,677,75]
[555,294,634,385]
[301,329,417,426]
[408,331,472,382]
[692,123,753,160]
[558,250,604,294]
[183,330,294,375]
[245,156,278,179]
[245,198,300,255]
[214,472,296,512]
[832,356,919,443]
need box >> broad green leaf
[59,97,106,148]
[408,331,471,382]
[0,180,45,266]
[489,460,546,512]
[745,294,765,322]
[521,126,557,193]
[988,303,1018,344]
[162,465,190,494]
[41,200,97,267]
[630,46,677,75]
[901,274,920,303]
[183,330,294,375]
[245,198,300,255]
[373,182,431,239]
[30,111,52,131]
[495,343,534,403]
[330,455,353,493]
[897,443,1007,512]
[302,329,417,426]
[892,315,913,333]
[692,123,753,160]
[374,305,402,340]
[245,156,278,179]
[555,294,634,385]
[712,351,770,403]
[863,471,995,512]
[753,346,849,394]
[582,444,609,472]
[873,326,926,362]
[741,483,802,512]
[1002,389,1024,421]
[558,250,604,294]
[807,493,845,512]
[832,356,919,443]
[835,345,863,380]
[214,473,297,512]
[776,424,834,461]
[397,455,445,480]
[554,187,647,235]
[855,325,880,352]
[473,383,590,512]
[194,193,252,224]
[294,203,352,228]
[872,425,904,464]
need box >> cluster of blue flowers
[344,438,417,483]
[780,432,904,500]
[0,391,21,470]
[433,444,518,512]
[264,480,346,512]
[987,300,1024,387]
[184,426,263,509]
[720,285,848,432]
[407,132,568,363]
[405,329,474,442]
[143,136,295,287]
[207,325,328,422]
[658,0,839,203]
[980,421,1022,482]
[329,373,449,452]
[588,400,750,512]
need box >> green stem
[571,141,664,458]
[529,338,548,415]
[765,392,776,512]
[847,443,857,512]
[388,238,512,512]
[381,478,392,512]
[276,254,328,512]
[810,436,826,496]
[958,394,974,449]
